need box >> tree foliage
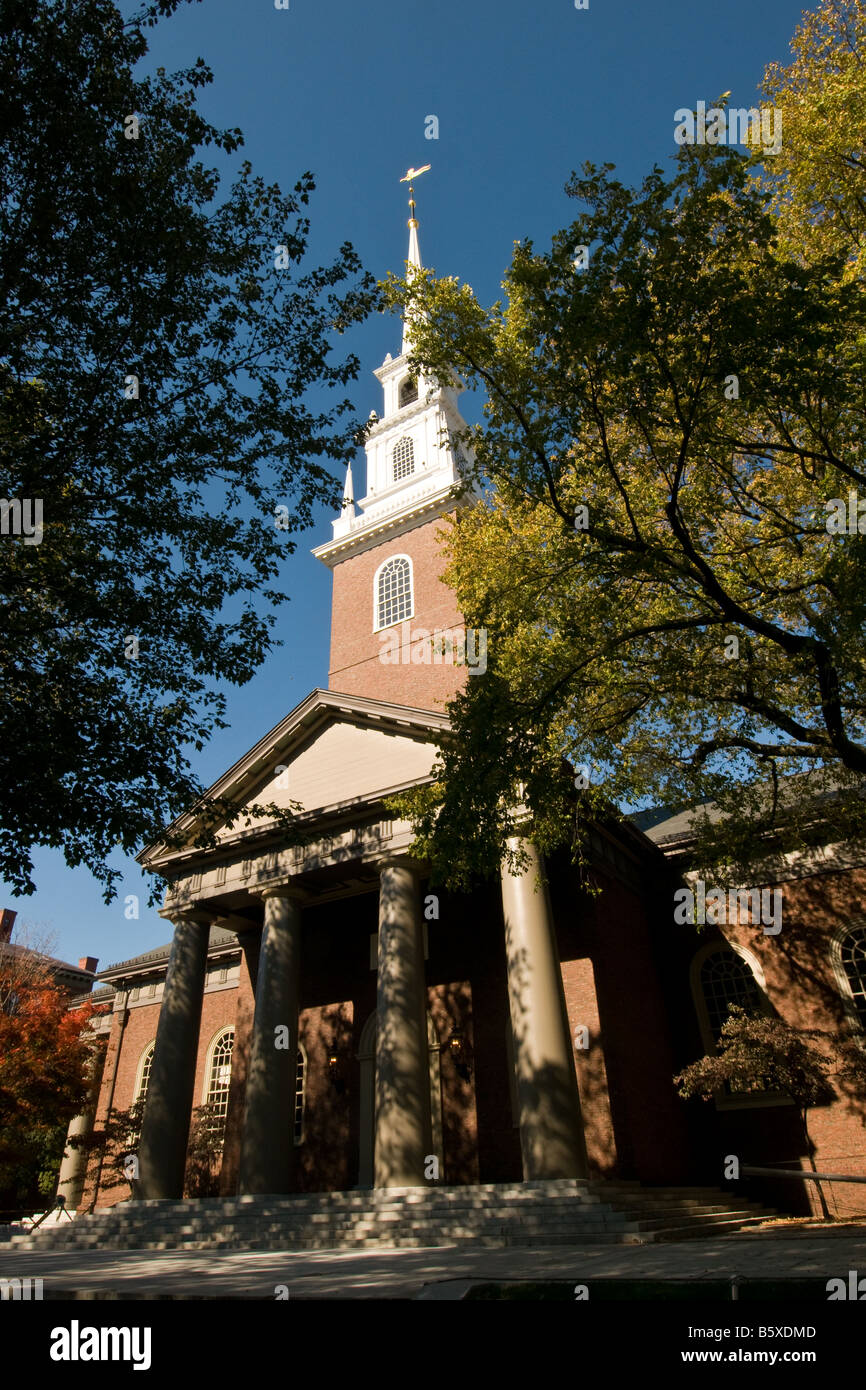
[757,0,866,275]
[79,1097,225,1203]
[0,942,102,1207]
[674,1002,866,1215]
[673,1004,843,1107]
[0,0,377,897]
[384,133,866,889]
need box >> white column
[500,837,588,1180]
[374,858,432,1187]
[137,910,211,1199]
[238,888,303,1195]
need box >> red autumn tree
[0,942,103,1208]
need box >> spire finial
[399,165,430,269]
[399,166,430,352]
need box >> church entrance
[356,1010,442,1186]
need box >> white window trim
[294,1043,307,1146]
[372,553,414,633]
[391,434,416,481]
[689,939,792,1112]
[200,1026,235,1106]
[398,376,419,409]
[133,1041,155,1105]
[830,918,866,1044]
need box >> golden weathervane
[400,164,431,224]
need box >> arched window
[399,376,418,408]
[690,942,783,1106]
[839,926,866,1031]
[135,1043,155,1106]
[699,948,765,1041]
[392,435,415,481]
[374,555,413,630]
[203,1028,234,1137]
[294,1046,306,1144]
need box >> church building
[60,188,866,1227]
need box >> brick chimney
[78,956,98,974]
[0,909,17,944]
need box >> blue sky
[4,0,809,971]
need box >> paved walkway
[2,1232,866,1299]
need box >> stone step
[629,1210,769,1231]
[644,1215,776,1242]
[6,1220,643,1250]
[19,1191,765,1224]
[598,1202,772,1219]
[4,1228,650,1253]
[599,1183,760,1202]
[8,1201,628,1229]
[51,1202,765,1235]
[3,1199,761,1230]
[28,1192,612,1223]
[2,1179,777,1253]
[5,1208,626,1238]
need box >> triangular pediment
[139,689,449,870]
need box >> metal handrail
[742,1164,866,1184]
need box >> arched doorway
[357,1010,442,1187]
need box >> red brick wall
[561,957,617,1175]
[327,514,468,709]
[87,984,239,1209]
[720,866,866,1218]
[82,1004,132,1210]
[83,1000,158,1211]
[551,851,692,1185]
[219,937,258,1196]
[429,884,522,1184]
[429,981,481,1185]
[651,860,866,1216]
[295,1001,355,1192]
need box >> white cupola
[314,169,474,567]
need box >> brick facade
[79,841,866,1216]
[655,862,866,1218]
[327,513,467,708]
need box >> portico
[131,688,588,1198]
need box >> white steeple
[313,169,475,569]
[401,166,425,355]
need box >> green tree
[0,0,377,898]
[79,1097,226,1203]
[384,140,866,890]
[756,0,866,275]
